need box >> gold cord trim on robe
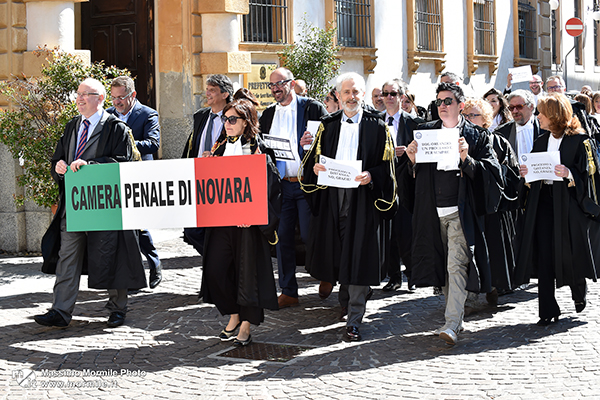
[584,139,596,195]
[298,122,329,193]
[268,231,279,245]
[374,125,397,212]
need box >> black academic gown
[200,135,281,312]
[302,109,396,286]
[41,114,146,290]
[514,133,600,288]
[398,118,502,293]
[484,132,521,291]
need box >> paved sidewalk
[1,228,600,399]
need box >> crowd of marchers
[33,69,600,347]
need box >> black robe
[484,133,521,291]
[397,118,502,293]
[514,133,600,288]
[41,114,146,290]
[301,109,396,286]
[200,135,281,311]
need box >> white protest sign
[316,155,362,188]
[414,129,460,168]
[262,134,294,160]
[508,65,534,84]
[520,151,561,183]
[303,120,322,150]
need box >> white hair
[80,78,106,99]
[335,72,366,94]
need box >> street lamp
[549,0,559,11]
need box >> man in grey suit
[35,78,146,329]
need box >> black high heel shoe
[218,322,241,341]
[536,316,559,326]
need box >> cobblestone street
[1,229,600,399]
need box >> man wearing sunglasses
[494,90,544,162]
[399,82,501,345]
[380,78,423,292]
[259,67,327,309]
[107,76,162,289]
[181,74,234,256]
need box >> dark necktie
[346,118,354,124]
[75,119,90,160]
[388,116,394,126]
[204,113,218,152]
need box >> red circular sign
[565,17,584,37]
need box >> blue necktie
[75,119,90,160]
[204,113,218,152]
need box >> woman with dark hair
[324,86,339,114]
[515,94,600,326]
[201,99,281,346]
[484,88,512,131]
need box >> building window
[575,0,583,66]
[552,9,560,65]
[517,0,537,59]
[473,0,495,55]
[242,0,289,44]
[415,0,442,51]
[335,0,373,47]
[595,0,600,66]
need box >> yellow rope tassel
[268,231,279,245]
[382,125,394,161]
[298,122,328,194]
[584,139,597,201]
[374,127,398,212]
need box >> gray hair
[507,89,534,107]
[206,74,234,103]
[111,76,135,94]
[81,78,106,99]
[441,71,461,84]
[335,72,366,94]
[546,75,565,87]
[382,79,407,96]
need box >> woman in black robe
[200,99,281,346]
[516,94,600,326]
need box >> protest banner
[65,155,268,231]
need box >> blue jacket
[107,100,160,160]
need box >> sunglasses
[434,97,454,107]
[267,79,292,89]
[221,115,245,125]
[382,91,399,97]
[463,113,481,119]
[508,104,526,112]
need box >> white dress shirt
[269,96,301,177]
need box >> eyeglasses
[267,79,292,89]
[547,85,564,91]
[221,115,245,125]
[508,104,526,112]
[111,92,133,101]
[76,92,100,98]
[529,81,543,85]
[434,97,454,107]
[382,91,399,97]
[463,113,481,119]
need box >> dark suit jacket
[182,107,213,158]
[259,96,327,158]
[494,118,546,156]
[107,100,160,160]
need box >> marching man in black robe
[400,82,501,345]
[299,72,396,342]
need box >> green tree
[278,17,343,100]
[0,47,128,209]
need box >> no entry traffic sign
[566,17,584,37]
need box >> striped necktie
[75,119,90,160]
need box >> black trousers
[535,185,586,319]
[203,227,264,326]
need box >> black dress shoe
[233,334,252,346]
[344,326,361,341]
[149,263,162,289]
[107,311,126,328]
[575,300,587,313]
[382,280,402,292]
[536,316,559,326]
[34,309,68,327]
